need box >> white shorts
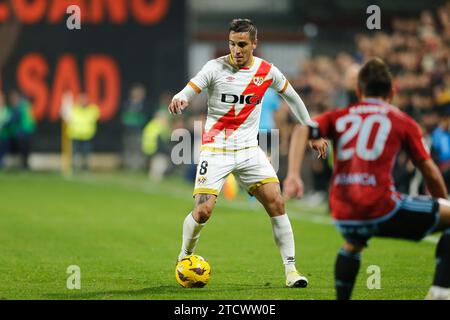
[193,146,279,197]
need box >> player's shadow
[44,284,275,299]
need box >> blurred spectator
[142,106,172,181]
[63,93,100,171]
[184,112,204,183]
[393,151,416,194]
[431,107,450,190]
[0,92,11,168]
[8,89,35,169]
[121,83,150,171]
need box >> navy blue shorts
[334,195,440,247]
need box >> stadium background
[1,0,450,197]
[1,0,450,300]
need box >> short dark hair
[358,58,393,98]
[229,18,257,41]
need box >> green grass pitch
[0,171,438,300]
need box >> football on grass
[175,255,211,288]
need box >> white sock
[426,286,450,300]
[270,214,298,276]
[178,212,205,261]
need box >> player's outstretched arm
[283,123,328,200]
[283,125,310,200]
[279,83,328,159]
[168,84,198,115]
[279,83,312,126]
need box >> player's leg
[81,140,90,171]
[251,182,307,288]
[334,241,365,300]
[177,150,232,261]
[427,198,450,299]
[178,194,217,261]
[238,147,307,287]
[72,139,81,171]
[373,196,450,299]
[333,222,373,300]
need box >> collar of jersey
[360,98,396,112]
[228,54,255,70]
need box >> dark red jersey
[313,98,431,221]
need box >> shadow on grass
[44,283,277,300]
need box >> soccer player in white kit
[169,18,328,288]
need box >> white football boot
[286,270,308,288]
[425,286,450,300]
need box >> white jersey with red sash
[188,55,289,150]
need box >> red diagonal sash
[202,60,273,144]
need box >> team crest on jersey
[253,76,264,86]
[226,76,236,82]
[197,176,207,185]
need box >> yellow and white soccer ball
[175,255,211,288]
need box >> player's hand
[310,138,328,159]
[168,98,188,115]
[283,175,304,200]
